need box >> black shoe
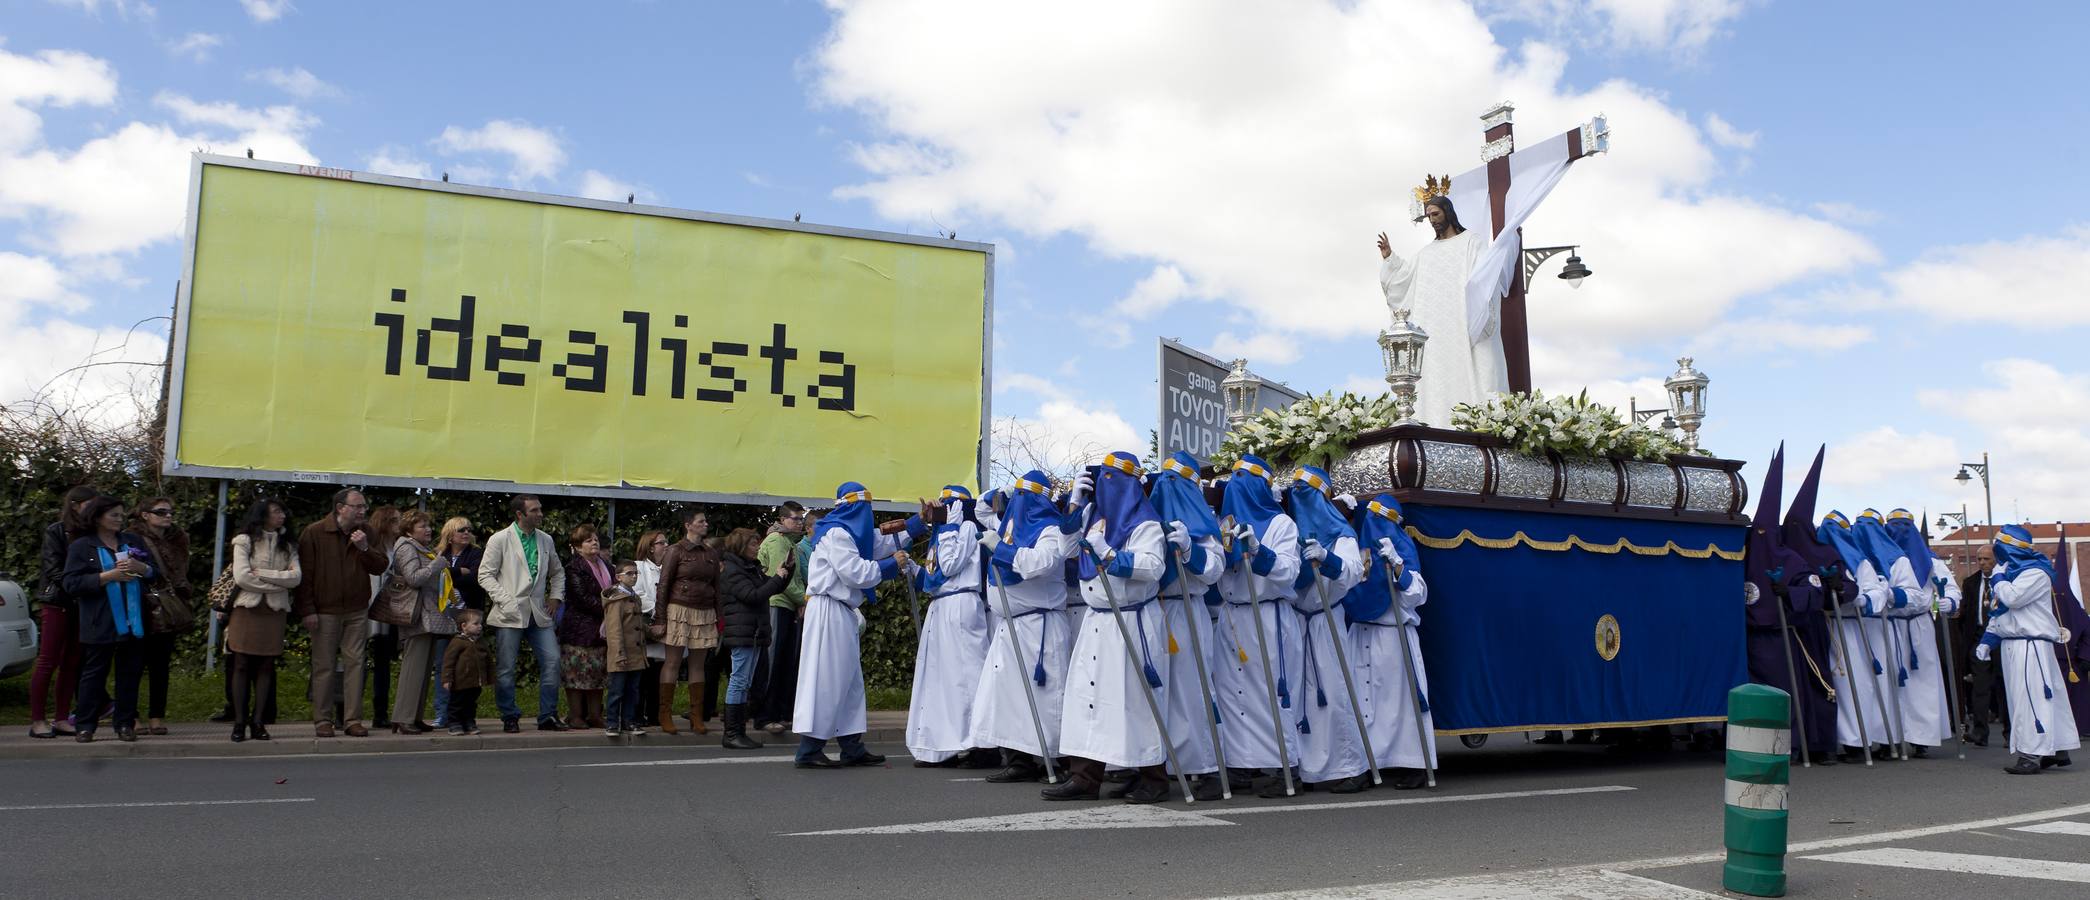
[502,719,521,734]
[1837,746,1867,764]
[115,726,136,742]
[986,762,1043,784]
[2041,751,2072,769]
[796,754,842,769]
[373,717,393,729]
[1105,779,1136,799]
[1191,775,1226,801]
[537,719,570,732]
[723,733,763,750]
[1122,780,1170,804]
[230,725,247,743]
[842,751,886,767]
[75,730,94,743]
[209,706,236,724]
[913,756,963,768]
[1329,774,1373,794]
[960,749,1004,769]
[1041,780,1099,801]
[1101,768,1135,784]
[1254,775,1298,799]
[1808,752,1839,766]
[1532,731,1565,745]
[1871,745,1895,761]
[1226,768,1258,790]
[251,724,270,741]
[2006,756,2043,775]
[1389,769,1428,790]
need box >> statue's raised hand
[1376,232,1392,260]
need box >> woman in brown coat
[225,498,301,742]
[132,495,195,735]
[654,507,720,734]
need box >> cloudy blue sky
[4,0,2086,526]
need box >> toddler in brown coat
[442,609,492,735]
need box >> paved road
[2,734,2082,899]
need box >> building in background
[1933,523,2090,601]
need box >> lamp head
[1557,254,1591,289]
[1955,468,1972,484]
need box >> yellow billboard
[167,156,991,506]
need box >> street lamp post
[1521,245,1592,289]
[1954,452,1995,537]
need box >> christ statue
[1376,194,1507,427]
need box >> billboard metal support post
[205,479,227,674]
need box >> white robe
[1160,535,1227,776]
[793,528,900,741]
[1351,562,1437,770]
[1211,514,1304,769]
[1886,557,1954,747]
[1988,569,2082,758]
[1829,560,1897,748]
[1379,228,1504,428]
[969,525,1077,758]
[906,521,994,762]
[1059,520,1171,768]
[1294,536,1369,783]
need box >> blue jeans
[606,670,643,730]
[797,733,867,763]
[493,623,562,724]
[726,646,758,704]
[429,637,452,725]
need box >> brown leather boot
[656,690,679,735]
[686,682,709,734]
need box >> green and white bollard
[1723,683,1791,897]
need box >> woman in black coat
[62,495,153,742]
[715,528,791,749]
[28,484,97,739]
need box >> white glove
[978,529,1002,551]
[1302,539,1327,563]
[1233,523,1260,555]
[1069,471,1095,507]
[1165,523,1192,553]
[1377,538,1403,568]
[1335,493,1359,512]
[1974,642,1992,662]
[854,608,868,634]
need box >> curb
[3,723,910,761]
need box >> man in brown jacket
[294,488,388,737]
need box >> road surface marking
[948,777,987,782]
[1211,785,1636,816]
[1801,848,2090,883]
[563,755,802,768]
[2013,820,2090,836]
[791,804,1228,835]
[791,785,1635,835]
[1220,868,1721,899]
[0,798,316,812]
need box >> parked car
[0,576,36,678]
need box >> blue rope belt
[1297,607,1328,731]
[1009,606,1058,686]
[2001,636,2061,734]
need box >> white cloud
[1113,264,1195,319]
[1338,372,1391,397]
[0,46,120,154]
[165,32,223,63]
[1692,315,1871,354]
[990,369,1144,479]
[0,252,164,416]
[49,0,156,20]
[1918,359,2090,428]
[814,0,1873,368]
[1209,330,1301,366]
[247,66,339,100]
[435,119,565,182]
[239,0,293,23]
[362,146,432,180]
[1703,112,1756,150]
[576,169,656,204]
[1811,201,1881,226]
[1485,0,1751,53]
[1836,225,2090,327]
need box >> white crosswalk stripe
[1801,848,2090,883]
[1220,869,1721,899]
[2013,820,2090,836]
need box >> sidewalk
[4,711,910,760]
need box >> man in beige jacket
[477,495,568,732]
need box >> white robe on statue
[794,528,901,740]
[1987,569,2082,759]
[1212,514,1304,770]
[1161,535,1227,776]
[1351,562,1437,770]
[1059,519,1171,768]
[906,521,994,763]
[1887,557,1953,748]
[1379,228,1504,428]
[970,527,1077,758]
[1294,536,1369,784]
[1830,560,1897,749]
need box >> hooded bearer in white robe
[972,470,1081,783]
[1884,509,1955,752]
[1817,510,1897,759]
[1378,194,1504,428]
[1282,467,1370,795]
[904,486,996,767]
[1149,452,1231,801]
[1043,451,1176,803]
[1979,524,2080,774]
[1211,455,1305,781]
[793,481,923,768]
[1347,496,1436,789]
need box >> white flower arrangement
[1450,390,1699,460]
[1214,391,1401,470]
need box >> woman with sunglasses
[132,497,195,735]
